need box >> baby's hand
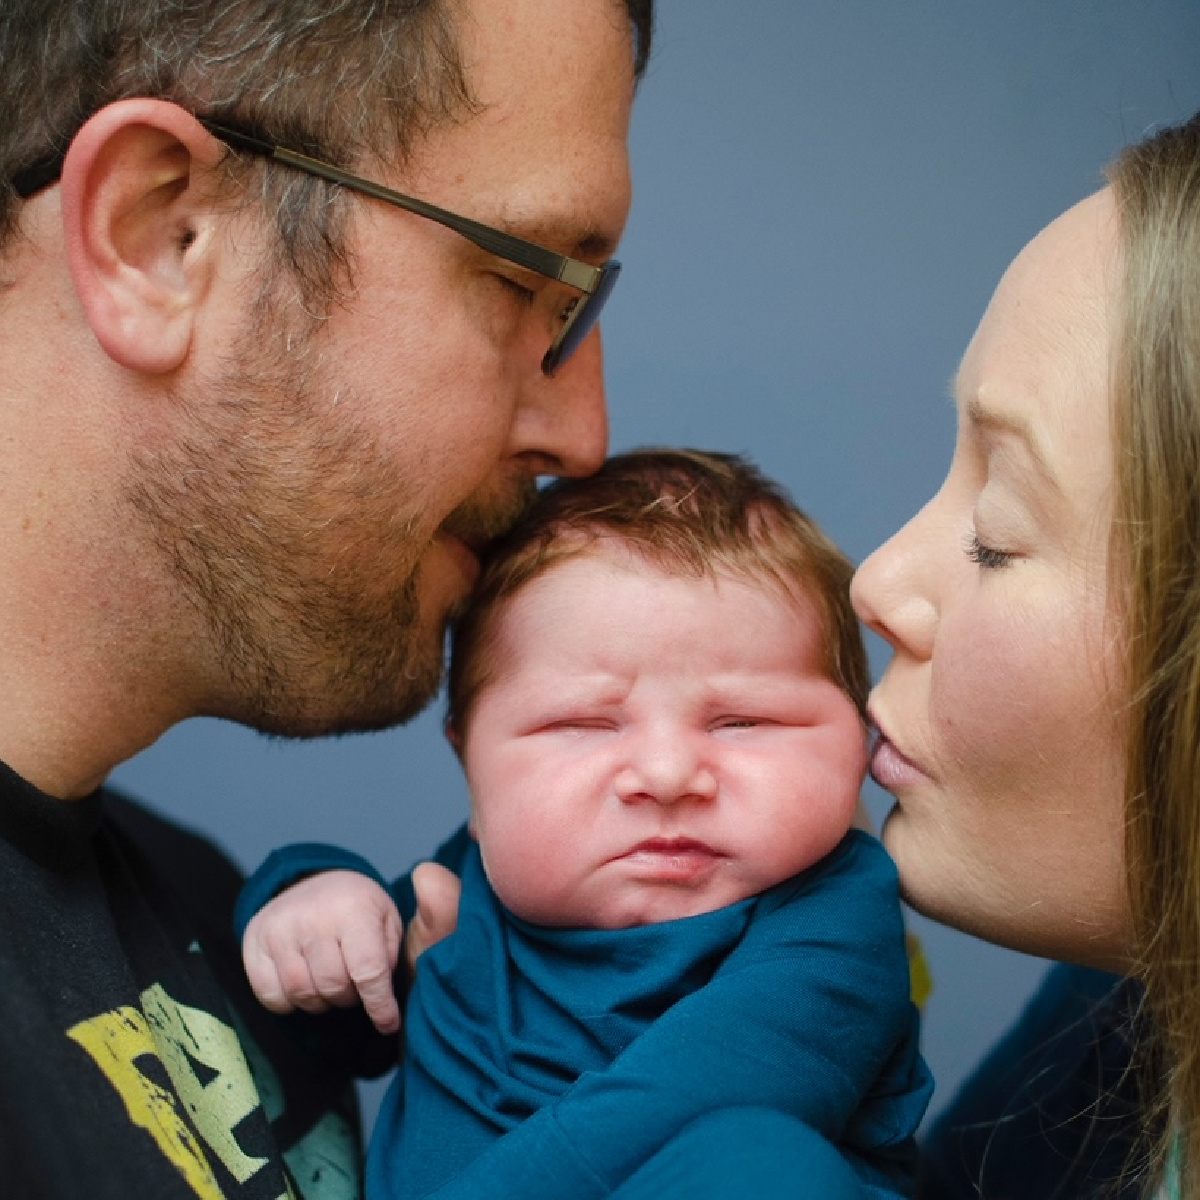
[242,870,403,1035]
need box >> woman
[852,111,1200,1198]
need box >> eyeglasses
[12,118,621,376]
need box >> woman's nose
[614,732,718,806]
[851,506,940,663]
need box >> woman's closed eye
[964,530,1016,569]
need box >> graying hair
[0,0,654,303]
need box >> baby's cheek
[811,708,870,817]
[768,770,864,883]
[477,829,571,925]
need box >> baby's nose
[614,733,718,805]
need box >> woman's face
[851,188,1134,970]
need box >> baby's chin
[581,882,762,931]
[493,855,765,929]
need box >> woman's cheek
[930,602,1046,775]
[931,584,1100,798]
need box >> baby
[238,449,931,1199]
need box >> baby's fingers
[342,910,403,1034]
[243,914,350,1014]
[244,932,335,1015]
[243,937,296,1015]
[299,935,361,1011]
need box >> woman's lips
[867,719,929,794]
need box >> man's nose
[510,326,609,479]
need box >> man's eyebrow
[574,230,618,260]
[496,212,618,263]
[963,394,1061,493]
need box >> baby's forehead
[449,535,858,731]
[496,541,824,629]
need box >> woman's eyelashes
[964,530,1016,570]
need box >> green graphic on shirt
[140,983,270,1182]
[229,1006,362,1200]
[68,984,296,1200]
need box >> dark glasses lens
[541,260,621,376]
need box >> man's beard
[126,324,533,739]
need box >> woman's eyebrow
[964,395,1062,496]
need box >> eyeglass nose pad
[541,260,621,376]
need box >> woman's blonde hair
[1109,109,1200,1194]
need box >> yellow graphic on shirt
[68,985,294,1200]
[68,1005,226,1199]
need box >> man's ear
[59,99,228,374]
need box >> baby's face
[461,549,866,928]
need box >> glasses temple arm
[199,120,599,293]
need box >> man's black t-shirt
[0,758,370,1199]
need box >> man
[0,1,652,1196]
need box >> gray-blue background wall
[111,1,1200,1128]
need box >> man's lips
[435,532,482,589]
[441,479,539,557]
[434,489,533,594]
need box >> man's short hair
[0,0,654,303]
[447,447,871,734]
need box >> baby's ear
[443,716,464,759]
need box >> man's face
[462,550,867,929]
[134,0,636,736]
